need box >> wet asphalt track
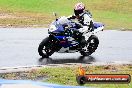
[0,28,132,67]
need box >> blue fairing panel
[54,24,64,32]
[54,36,74,48]
[54,36,65,40]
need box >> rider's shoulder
[83,10,92,18]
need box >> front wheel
[80,35,99,56]
[38,37,58,58]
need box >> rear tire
[80,35,99,56]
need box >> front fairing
[48,21,64,33]
[48,18,79,34]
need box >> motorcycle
[38,16,104,58]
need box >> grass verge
[0,0,131,29]
[0,64,132,88]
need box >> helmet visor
[74,9,83,16]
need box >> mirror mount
[53,12,58,21]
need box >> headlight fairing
[48,25,57,32]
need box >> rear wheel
[80,35,99,56]
[38,37,58,58]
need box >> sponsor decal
[76,65,131,85]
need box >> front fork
[49,34,61,52]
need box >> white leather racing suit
[67,10,93,48]
[67,10,93,33]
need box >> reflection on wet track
[38,56,95,65]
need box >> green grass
[0,0,131,29]
[0,64,132,88]
[1,65,132,88]
[40,65,132,88]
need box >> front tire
[38,37,56,58]
[80,35,99,56]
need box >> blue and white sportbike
[38,16,104,58]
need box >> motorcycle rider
[67,2,94,49]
